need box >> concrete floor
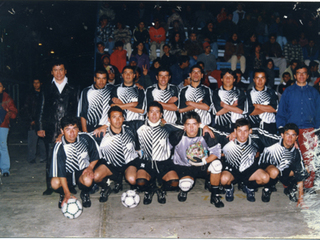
[1,135,320,238]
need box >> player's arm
[127,88,145,114]
[159,96,178,111]
[220,101,243,114]
[179,105,195,113]
[297,181,305,207]
[81,117,88,133]
[185,100,210,111]
[250,104,277,115]
[60,177,74,206]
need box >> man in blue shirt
[170,56,190,86]
[276,63,320,191]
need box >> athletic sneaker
[270,185,277,192]
[143,191,154,205]
[210,193,224,208]
[261,188,271,202]
[244,186,255,202]
[177,190,188,202]
[284,187,298,202]
[89,184,99,194]
[58,194,64,209]
[156,188,166,204]
[80,191,91,208]
[113,182,123,193]
[225,185,234,202]
[99,186,112,202]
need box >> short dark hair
[190,65,204,74]
[309,60,319,68]
[133,66,142,76]
[115,40,124,48]
[95,68,109,79]
[97,41,105,47]
[147,101,163,114]
[289,59,299,66]
[157,66,171,76]
[235,118,251,129]
[60,116,81,130]
[163,44,170,49]
[51,60,67,70]
[283,123,299,135]
[178,55,189,65]
[282,72,291,78]
[122,65,134,74]
[221,68,236,79]
[253,68,267,78]
[33,78,42,83]
[182,111,201,124]
[108,106,125,119]
[294,63,309,75]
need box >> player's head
[51,60,67,82]
[281,123,299,149]
[147,101,163,123]
[122,66,135,85]
[253,69,267,90]
[189,65,203,83]
[182,112,201,138]
[234,118,251,143]
[156,67,171,87]
[60,116,81,143]
[221,69,236,89]
[94,68,108,89]
[108,106,125,132]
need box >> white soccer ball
[61,198,83,219]
[121,190,140,208]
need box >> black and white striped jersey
[247,86,278,128]
[258,139,308,181]
[212,86,247,133]
[146,83,179,124]
[50,132,100,178]
[111,83,145,121]
[169,129,221,167]
[78,84,114,132]
[178,84,212,125]
[97,125,139,167]
[125,120,183,161]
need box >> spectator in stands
[168,19,186,43]
[167,7,184,29]
[194,3,214,29]
[133,66,153,90]
[234,69,248,91]
[151,4,166,26]
[216,7,227,24]
[149,19,166,61]
[224,32,246,74]
[149,58,161,83]
[161,44,177,69]
[262,59,276,89]
[308,61,320,86]
[232,3,246,25]
[298,32,308,48]
[133,21,150,54]
[268,16,287,50]
[98,3,116,24]
[96,42,108,69]
[134,2,150,28]
[113,20,132,59]
[243,33,257,60]
[200,21,219,59]
[263,34,286,79]
[170,55,190,85]
[96,15,115,54]
[129,56,138,67]
[303,39,319,66]
[197,42,217,74]
[305,19,318,40]
[184,31,203,66]
[102,54,121,84]
[238,14,255,42]
[110,41,127,73]
[283,37,303,65]
[169,33,186,58]
[246,42,266,83]
[131,41,150,71]
[106,66,121,85]
[255,15,268,44]
[276,72,294,100]
[218,13,236,41]
[181,4,195,30]
[283,60,298,83]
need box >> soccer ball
[121,190,140,208]
[61,198,83,219]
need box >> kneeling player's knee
[167,179,179,187]
[82,176,93,187]
[260,173,270,184]
[208,160,222,174]
[269,168,279,179]
[51,178,60,190]
[126,175,136,185]
[220,174,231,185]
[179,178,194,192]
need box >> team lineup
[35,61,319,217]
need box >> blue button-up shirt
[276,83,320,129]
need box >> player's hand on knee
[82,168,94,179]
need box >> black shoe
[3,173,9,177]
[270,185,277,192]
[178,191,188,202]
[113,182,123,193]
[89,184,99,194]
[210,193,224,208]
[80,191,91,208]
[225,185,234,202]
[204,180,210,190]
[244,186,256,202]
[43,187,53,195]
[58,194,64,209]
[99,186,112,202]
[143,191,154,205]
[284,187,298,202]
[261,188,271,202]
[70,187,77,195]
[156,188,166,204]
[218,185,226,194]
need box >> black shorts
[174,164,209,179]
[66,169,84,187]
[223,161,260,182]
[138,159,176,181]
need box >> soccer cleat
[80,191,91,208]
[270,185,277,192]
[43,187,53,195]
[218,185,226,194]
[99,186,112,202]
[58,194,64,209]
[89,184,99,194]
[261,188,271,202]
[284,187,298,202]
[156,188,166,204]
[143,191,155,205]
[210,193,224,208]
[113,182,123,193]
[177,190,188,202]
[244,186,256,202]
[225,185,234,202]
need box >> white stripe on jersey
[52,142,62,177]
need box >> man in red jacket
[149,19,166,61]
